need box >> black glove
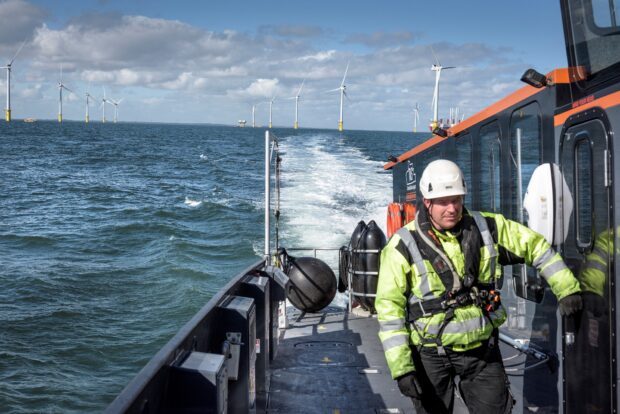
[396,372,424,399]
[559,293,583,316]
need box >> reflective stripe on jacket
[376,210,581,379]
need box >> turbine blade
[430,45,440,66]
[343,89,352,103]
[341,61,349,86]
[9,39,27,65]
[325,88,340,93]
[297,79,305,96]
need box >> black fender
[350,220,386,312]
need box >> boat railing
[283,246,341,257]
[105,257,287,413]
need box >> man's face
[423,195,463,230]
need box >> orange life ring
[386,202,403,238]
[403,202,416,224]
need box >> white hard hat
[419,159,467,199]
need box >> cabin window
[508,104,543,303]
[575,137,593,249]
[509,104,542,222]
[478,122,501,212]
[566,0,620,77]
[455,133,472,205]
[592,0,619,28]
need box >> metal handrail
[284,247,342,258]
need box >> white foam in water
[184,197,203,207]
[199,154,208,160]
[276,133,392,307]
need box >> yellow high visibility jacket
[376,210,581,379]
[579,228,614,297]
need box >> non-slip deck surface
[266,306,416,413]
[265,306,555,414]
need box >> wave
[184,197,203,207]
[277,132,391,253]
[0,234,57,249]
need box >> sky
[0,0,567,131]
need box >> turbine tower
[267,97,275,129]
[57,67,74,123]
[108,97,123,123]
[288,79,304,129]
[85,86,96,123]
[101,87,109,123]
[1,41,25,122]
[413,102,420,133]
[327,62,349,131]
[429,47,455,131]
[251,102,261,128]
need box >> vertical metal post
[516,128,523,223]
[264,130,271,265]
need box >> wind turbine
[413,102,420,133]
[57,66,74,123]
[85,84,96,123]
[288,79,305,129]
[251,102,262,128]
[267,97,275,129]
[327,62,349,131]
[429,47,455,131]
[109,97,123,123]
[100,87,110,123]
[1,40,25,122]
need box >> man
[376,159,582,414]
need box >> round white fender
[523,163,573,245]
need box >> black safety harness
[396,207,501,355]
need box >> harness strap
[396,227,427,279]
[396,214,500,353]
[470,211,498,285]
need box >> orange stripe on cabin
[546,67,587,84]
[383,135,448,169]
[383,68,585,170]
[384,82,544,170]
[554,90,620,126]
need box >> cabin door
[559,117,613,413]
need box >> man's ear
[423,198,431,209]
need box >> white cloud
[299,50,336,62]
[2,5,535,130]
[19,83,43,98]
[244,78,280,98]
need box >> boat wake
[276,132,392,306]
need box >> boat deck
[265,306,470,413]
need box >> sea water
[0,121,422,412]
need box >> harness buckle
[417,301,432,317]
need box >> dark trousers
[410,341,513,414]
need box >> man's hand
[559,293,583,316]
[396,372,424,399]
